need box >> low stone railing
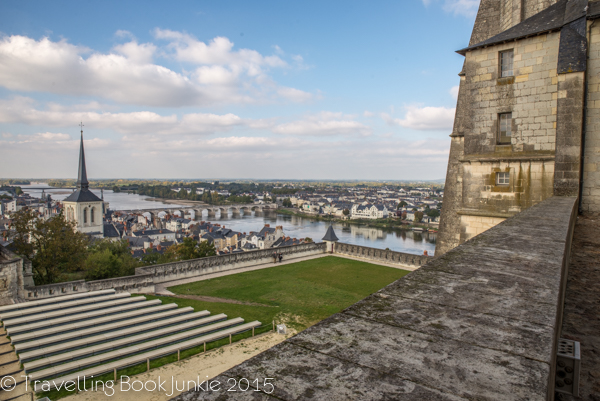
[136,242,326,284]
[23,274,156,300]
[333,243,429,269]
[18,242,326,301]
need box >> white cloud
[450,85,459,100]
[382,105,456,131]
[0,33,311,107]
[0,97,243,136]
[276,87,313,102]
[1,132,111,149]
[272,112,370,137]
[421,0,480,18]
[115,30,135,39]
[112,41,157,64]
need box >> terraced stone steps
[14,307,203,351]
[1,291,262,393]
[9,302,177,341]
[24,317,246,374]
[18,312,223,360]
[5,299,163,336]
[31,320,261,389]
[0,289,115,314]
[0,293,129,321]
[3,294,143,328]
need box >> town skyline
[0,1,478,180]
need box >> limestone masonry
[437,0,600,254]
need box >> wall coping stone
[171,196,577,401]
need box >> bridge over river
[116,203,278,219]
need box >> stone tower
[62,126,104,236]
[437,0,600,254]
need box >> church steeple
[76,122,89,190]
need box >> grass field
[164,256,410,330]
[37,256,408,400]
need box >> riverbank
[277,208,437,231]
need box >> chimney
[159,229,162,233]
[423,250,428,256]
[157,245,162,251]
[265,224,270,228]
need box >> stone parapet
[22,274,156,301]
[173,196,577,401]
[333,243,429,268]
[136,242,326,284]
[14,242,327,303]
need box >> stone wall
[22,275,156,301]
[173,196,578,401]
[0,246,23,305]
[333,243,429,269]
[14,242,326,303]
[438,32,561,252]
[136,242,326,284]
[463,33,560,156]
[582,20,600,212]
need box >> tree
[14,187,23,195]
[304,237,313,243]
[397,201,407,209]
[282,198,293,207]
[426,209,440,218]
[112,186,121,193]
[11,209,88,285]
[84,239,139,280]
[342,209,350,216]
[164,237,217,262]
[414,211,424,223]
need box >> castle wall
[333,243,429,269]
[438,32,561,251]
[582,21,600,212]
[463,33,560,156]
[0,246,24,305]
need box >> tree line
[8,210,216,285]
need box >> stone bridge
[117,203,278,219]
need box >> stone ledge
[456,208,517,218]
[170,196,577,401]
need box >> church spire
[76,122,89,190]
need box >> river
[21,183,436,256]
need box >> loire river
[22,183,436,256]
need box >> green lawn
[164,256,410,330]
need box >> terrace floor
[560,213,600,401]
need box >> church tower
[62,124,104,236]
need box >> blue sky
[0,0,479,180]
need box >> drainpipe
[580,19,597,214]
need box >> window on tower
[499,50,514,77]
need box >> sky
[0,0,479,181]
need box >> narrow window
[500,50,514,77]
[496,172,510,185]
[83,208,87,223]
[91,207,95,223]
[498,112,512,144]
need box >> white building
[351,203,389,220]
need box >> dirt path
[165,294,276,307]
[63,330,294,401]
